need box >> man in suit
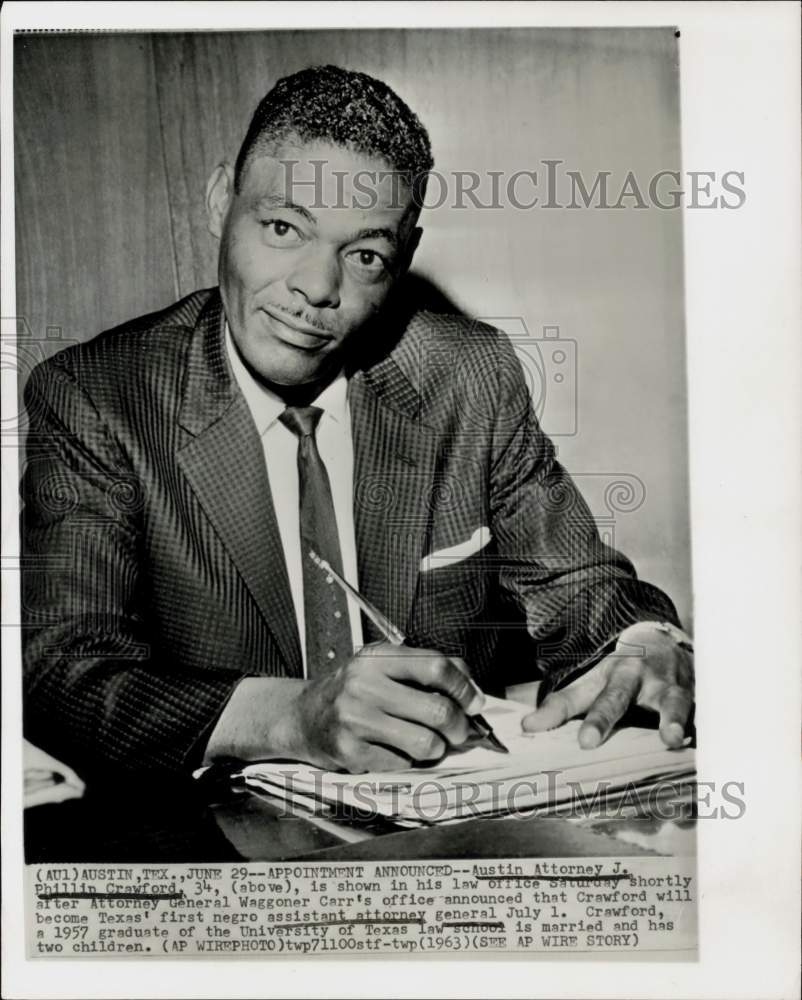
[22,65,694,781]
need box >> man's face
[209,141,420,385]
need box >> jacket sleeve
[486,333,682,690]
[21,357,241,780]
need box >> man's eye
[347,249,387,273]
[260,219,302,245]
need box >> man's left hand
[521,622,694,748]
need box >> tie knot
[279,405,323,439]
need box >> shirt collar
[225,323,348,435]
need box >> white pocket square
[420,527,492,573]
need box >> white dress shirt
[225,326,364,676]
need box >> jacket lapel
[350,355,439,640]
[176,293,303,677]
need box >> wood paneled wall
[14,29,692,623]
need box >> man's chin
[245,341,340,387]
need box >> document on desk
[240,695,695,826]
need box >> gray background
[14,27,692,625]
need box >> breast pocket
[413,550,491,633]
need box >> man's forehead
[241,141,415,216]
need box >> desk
[24,683,695,863]
[24,776,695,864]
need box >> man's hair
[233,64,434,200]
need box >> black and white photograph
[2,1,799,995]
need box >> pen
[308,550,509,754]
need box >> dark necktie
[279,405,353,677]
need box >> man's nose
[285,246,341,309]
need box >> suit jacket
[21,288,679,779]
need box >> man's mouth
[261,307,334,350]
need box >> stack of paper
[240,696,695,827]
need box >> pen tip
[489,734,510,754]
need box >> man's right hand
[289,642,484,771]
[204,643,484,772]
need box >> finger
[522,663,608,733]
[365,713,448,764]
[372,680,471,746]
[334,703,447,767]
[447,656,471,678]
[634,646,694,712]
[336,733,410,774]
[359,744,416,773]
[353,640,397,660]
[384,651,484,715]
[657,683,694,747]
[338,654,472,744]
[579,662,643,749]
[445,656,486,714]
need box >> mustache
[265,302,335,335]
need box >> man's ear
[206,163,235,239]
[399,226,423,274]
